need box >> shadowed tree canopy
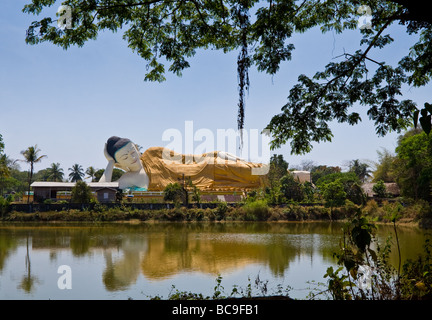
[23,0,432,153]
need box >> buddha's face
[114,142,142,172]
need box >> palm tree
[20,145,47,203]
[68,164,84,182]
[46,163,64,182]
[85,166,97,182]
[349,159,372,183]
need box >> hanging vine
[236,0,250,148]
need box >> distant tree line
[1,128,431,205]
[0,134,124,200]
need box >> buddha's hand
[104,143,115,162]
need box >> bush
[214,202,228,221]
[373,180,387,198]
[163,183,187,205]
[0,196,11,216]
[242,199,270,221]
[282,205,307,221]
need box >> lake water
[0,221,430,300]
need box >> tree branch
[96,0,168,11]
[311,11,401,106]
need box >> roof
[362,182,400,196]
[31,181,119,188]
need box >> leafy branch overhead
[23,1,432,153]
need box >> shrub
[214,202,228,220]
[242,199,270,221]
[373,180,387,198]
[0,196,11,216]
[163,183,187,205]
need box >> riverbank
[2,199,431,228]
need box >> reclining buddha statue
[99,136,268,191]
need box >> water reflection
[18,235,40,293]
[0,222,429,298]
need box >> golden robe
[140,147,266,191]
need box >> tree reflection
[102,236,146,291]
[0,233,18,271]
[18,234,39,293]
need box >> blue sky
[1,1,431,179]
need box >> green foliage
[323,266,352,300]
[0,196,11,216]
[400,239,432,299]
[266,154,289,188]
[45,162,64,182]
[310,165,342,185]
[317,172,365,205]
[150,274,291,300]
[321,180,346,208]
[214,201,228,221]
[242,199,270,221]
[372,148,396,182]
[317,210,432,300]
[94,168,124,182]
[0,134,4,155]
[372,180,387,198]
[70,181,93,204]
[23,1,432,150]
[393,130,432,201]
[186,178,201,204]
[348,159,372,183]
[280,174,304,202]
[68,163,84,182]
[20,145,47,203]
[163,182,186,205]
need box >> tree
[280,173,304,202]
[299,159,316,172]
[20,145,47,203]
[311,165,342,185]
[94,168,124,182]
[392,129,432,201]
[317,172,365,205]
[163,182,186,205]
[70,180,93,204]
[68,164,84,182]
[372,148,396,182]
[0,136,19,196]
[46,163,64,182]
[322,179,347,212]
[349,159,372,183]
[86,166,97,182]
[186,177,201,204]
[23,1,432,149]
[373,179,387,197]
[0,134,4,155]
[267,154,289,188]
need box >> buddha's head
[106,136,142,172]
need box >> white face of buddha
[114,142,142,172]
